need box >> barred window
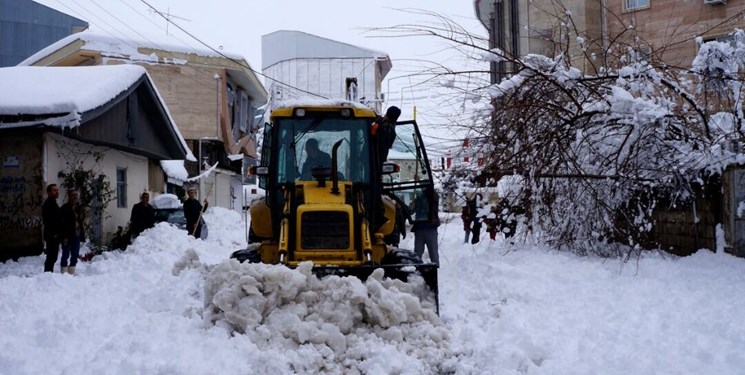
[116,168,127,208]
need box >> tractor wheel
[230,248,262,263]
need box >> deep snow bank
[182,254,455,374]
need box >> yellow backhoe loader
[231,100,439,311]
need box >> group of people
[461,196,518,244]
[41,184,86,274]
[42,185,208,273]
[128,187,208,240]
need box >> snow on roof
[272,97,373,111]
[0,65,146,121]
[0,64,195,161]
[151,193,182,209]
[160,160,190,184]
[19,30,244,67]
[262,30,391,71]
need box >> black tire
[230,249,262,263]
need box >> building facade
[21,31,268,213]
[0,0,87,67]
[262,30,392,113]
[0,65,190,260]
[605,0,745,68]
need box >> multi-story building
[475,0,606,81]
[261,30,392,113]
[0,0,87,67]
[476,0,745,74]
[605,0,745,67]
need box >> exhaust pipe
[330,139,343,195]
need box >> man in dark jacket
[410,188,441,264]
[129,192,155,239]
[371,106,401,230]
[372,106,401,165]
[184,187,208,238]
[59,189,85,275]
[300,138,332,180]
[42,184,61,272]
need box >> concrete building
[0,0,87,67]
[262,30,392,113]
[475,0,606,81]
[605,0,745,68]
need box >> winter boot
[61,266,68,274]
[67,266,76,275]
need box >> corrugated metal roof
[261,30,392,76]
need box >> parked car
[151,194,208,240]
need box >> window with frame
[703,34,735,47]
[625,0,649,11]
[116,168,127,208]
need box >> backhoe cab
[231,100,439,311]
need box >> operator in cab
[300,138,331,180]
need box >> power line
[49,0,218,92]
[139,0,328,99]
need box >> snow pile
[151,193,182,209]
[198,259,453,374]
[4,208,745,374]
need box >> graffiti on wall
[0,176,42,217]
[0,134,44,256]
[0,216,42,230]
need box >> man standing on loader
[372,106,401,165]
[371,106,401,230]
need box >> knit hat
[385,106,402,122]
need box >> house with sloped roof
[20,30,268,212]
[0,64,191,260]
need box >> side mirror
[381,162,400,175]
[249,166,270,176]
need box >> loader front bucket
[311,263,439,314]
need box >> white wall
[44,133,151,242]
[198,168,240,212]
[265,57,380,111]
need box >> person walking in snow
[470,200,485,245]
[485,205,499,240]
[129,192,155,240]
[410,188,441,264]
[42,184,61,273]
[461,197,477,244]
[184,187,208,238]
[59,189,85,275]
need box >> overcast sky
[32,0,488,153]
